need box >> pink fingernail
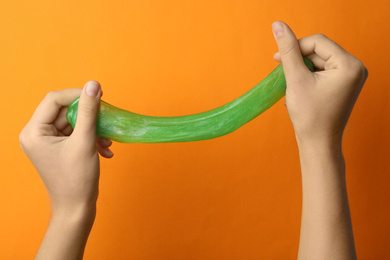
[85,81,100,97]
[272,22,284,38]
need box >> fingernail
[107,149,114,158]
[103,138,112,147]
[272,22,284,38]
[85,81,100,97]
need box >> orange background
[1,0,389,259]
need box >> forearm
[297,138,356,260]
[35,204,96,260]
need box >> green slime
[67,57,314,143]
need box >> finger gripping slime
[67,57,314,143]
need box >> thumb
[272,21,307,80]
[73,80,102,143]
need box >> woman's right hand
[272,21,368,145]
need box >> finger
[272,21,308,79]
[31,88,82,125]
[306,53,327,70]
[97,143,114,158]
[96,136,112,148]
[273,52,281,62]
[60,124,74,136]
[274,51,328,71]
[53,106,70,131]
[72,81,102,144]
[298,34,347,69]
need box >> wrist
[296,135,344,165]
[295,134,346,180]
[35,202,96,259]
[296,133,342,153]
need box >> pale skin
[19,82,114,260]
[272,21,367,259]
[19,21,367,259]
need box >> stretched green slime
[67,57,314,143]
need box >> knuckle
[19,128,27,146]
[44,91,58,101]
[77,105,98,119]
[279,39,299,57]
[313,33,329,41]
[280,43,296,57]
[362,64,368,79]
[19,127,33,151]
[42,91,62,106]
[344,57,368,81]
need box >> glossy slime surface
[66,57,314,143]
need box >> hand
[19,81,113,213]
[271,21,367,260]
[20,81,114,259]
[272,21,368,145]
